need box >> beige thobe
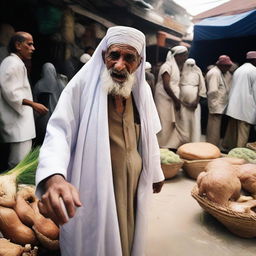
[206,66,232,146]
[108,95,142,256]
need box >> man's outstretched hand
[38,174,82,226]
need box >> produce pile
[0,148,60,256]
[228,147,256,163]
[160,148,182,164]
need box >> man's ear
[15,41,22,51]
[102,50,106,63]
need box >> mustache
[109,68,129,79]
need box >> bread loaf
[177,142,221,160]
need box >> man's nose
[114,57,126,71]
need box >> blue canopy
[194,9,256,41]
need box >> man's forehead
[107,44,139,55]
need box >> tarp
[194,9,256,41]
[190,9,256,72]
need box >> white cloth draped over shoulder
[154,51,181,148]
[225,63,256,125]
[36,26,164,256]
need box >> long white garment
[36,27,164,256]
[179,63,206,143]
[225,63,256,125]
[0,53,35,142]
[206,66,232,114]
[154,52,181,148]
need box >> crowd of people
[0,25,256,256]
[153,46,256,153]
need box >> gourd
[14,186,59,250]
[0,206,38,245]
[0,238,24,256]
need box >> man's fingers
[71,186,82,207]
[48,191,70,225]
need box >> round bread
[177,142,221,160]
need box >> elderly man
[36,26,164,256]
[223,51,256,149]
[206,55,233,147]
[179,58,206,143]
[154,45,188,149]
[0,32,48,169]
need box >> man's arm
[162,72,181,111]
[22,98,48,115]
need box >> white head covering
[185,58,196,66]
[79,53,91,64]
[105,26,145,55]
[145,61,152,70]
[165,45,188,63]
[36,26,163,256]
[171,45,188,56]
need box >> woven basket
[161,161,184,179]
[246,142,256,151]
[182,159,211,180]
[191,185,256,238]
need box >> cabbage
[160,149,181,164]
[228,147,256,163]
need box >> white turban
[171,45,188,56]
[145,61,152,70]
[80,53,91,64]
[105,26,145,55]
[185,58,196,65]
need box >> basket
[246,142,256,151]
[161,161,184,179]
[182,159,211,180]
[191,185,256,238]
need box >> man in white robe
[154,46,188,149]
[179,58,206,143]
[0,32,48,169]
[223,51,256,149]
[35,26,164,256]
[206,55,233,147]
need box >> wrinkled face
[16,33,35,61]
[103,44,141,84]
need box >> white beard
[102,67,135,98]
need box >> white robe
[154,57,181,148]
[225,63,256,125]
[36,33,164,256]
[179,64,206,143]
[0,53,35,143]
